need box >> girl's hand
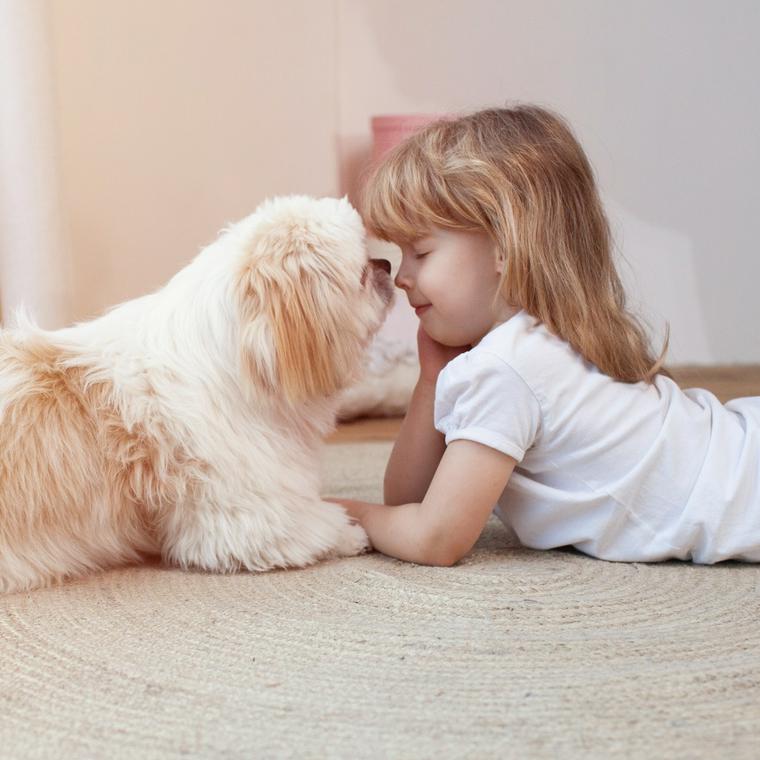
[417,325,470,385]
[325,497,370,525]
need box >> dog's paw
[331,520,371,558]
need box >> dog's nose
[370,258,392,275]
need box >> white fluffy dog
[0,195,393,594]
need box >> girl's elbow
[427,553,460,568]
[422,551,463,568]
[421,538,467,567]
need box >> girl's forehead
[409,228,440,245]
[399,225,486,248]
[398,232,436,252]
[411,227,476,245]
[392,232,432,250]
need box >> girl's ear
[489,239,505,275]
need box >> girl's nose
[394,262,412,290]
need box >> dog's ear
[237,255,361,405]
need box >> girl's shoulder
[434,318,544,461]
[474,310,584,382]
[435,311,552,411]
[438,310,611,417]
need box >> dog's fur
[0,195,393,594]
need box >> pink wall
[49,0,339,322]
[25,0,760,362]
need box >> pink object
[370,114,443,164]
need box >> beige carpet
[1,441,759,759]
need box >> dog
[0,195,393,593]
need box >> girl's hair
[361,104,669,383]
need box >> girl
[330,104,760,567]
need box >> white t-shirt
[434,310,760,563]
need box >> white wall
[337,0,760,363]
[39,0,760,362]
[0,0,72,327]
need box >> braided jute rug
[1,442,759,759]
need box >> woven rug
[1,441,759,758]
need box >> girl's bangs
[362,143,468,244]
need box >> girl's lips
[414,304,431,316]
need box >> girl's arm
[333,440,516,567]
[383,378,445,505]
[384,326,469,505]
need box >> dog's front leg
[160,491,369,573]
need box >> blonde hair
[361,104,668,383]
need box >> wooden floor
[329,365,760,444]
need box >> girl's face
[395,227,517,347]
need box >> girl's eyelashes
[414,251,431,260]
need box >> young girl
[330,104,760,567]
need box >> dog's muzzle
[370,258,392,275]
[369,258,394,304]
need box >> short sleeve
[434,349,542,462]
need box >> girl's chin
[427,329,466,348]
[434,328,483,348]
